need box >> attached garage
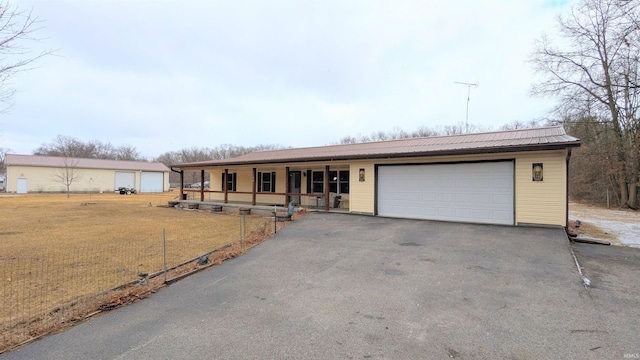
[140,172,164,193]
[377,161,514,225]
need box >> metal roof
[175,125,581,168]
[5,154,170,172]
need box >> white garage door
[377,161,514,225]
[140,172,164,193]
[114,172,136,191]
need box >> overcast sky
[2,0,571,159]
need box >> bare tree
[0,1,52,112]
[52,157,81,198]
[565,116,621,206]
[33,135,145,160]
[0,146,11,173]
[499,119,545,131]
[156,144,287,185]
[531,0,640,208]
[34,135,93,158]
[114,144,141,161]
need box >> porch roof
[175,126,580,168]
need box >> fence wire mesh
[0,210,283,353]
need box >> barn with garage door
[5,154,170,194]
[172,126,580,227]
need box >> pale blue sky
[2,0,572,159]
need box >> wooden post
[285,166,290,207]
[224,169,229,204]
[324,165,330,211]
[252,168,257,205]
[179,170,184,200]
[200,169,205,202]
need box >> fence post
[163,228,167,283]
[239,215,243,248]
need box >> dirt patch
[569,201,640,247]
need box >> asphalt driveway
[3,213,638,359]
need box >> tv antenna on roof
[454,81,479,133]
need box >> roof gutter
[170,166,185,197]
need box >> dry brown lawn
[0,192,275,350]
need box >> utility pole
[454,81,479,133]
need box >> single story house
[5,154,170,194]
[173,126,580,227]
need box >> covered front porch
[174,164,351,212]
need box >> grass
[0,192,277,352]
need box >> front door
[289,171,301,205]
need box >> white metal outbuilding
[5,154,170,194]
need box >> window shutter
[257,172,262,192]
[232,173,237,191]
[271,172,276,193]
[221,173,225,191]
[306,170,312,193]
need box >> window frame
[257,171,277,193]
[221,172,237,192]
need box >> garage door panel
[140,172,164,193]
[115,172,135,190]
[378,162,514,225]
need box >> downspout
[565,148,572,229]
[170,166,184,200]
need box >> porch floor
[170,199,349,215]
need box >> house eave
[173,141,581,169]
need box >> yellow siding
[515,151,567,226]
[196,150,568,226]
[349,162,375,214]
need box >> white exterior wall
[6,165,169,193]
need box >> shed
[5,154,170,194]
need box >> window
[329,170,349,194]
[312,171,324,193]
[221,172,236,191]
[339,170,349,194]
[257,172,276,192]
[309,170,349,194]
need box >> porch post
[324,165,330,211]
[285,166,290,207]
[224,168,228,204]
[252,168,257,205]
[200,169,205,202]
[179,170,184,200]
